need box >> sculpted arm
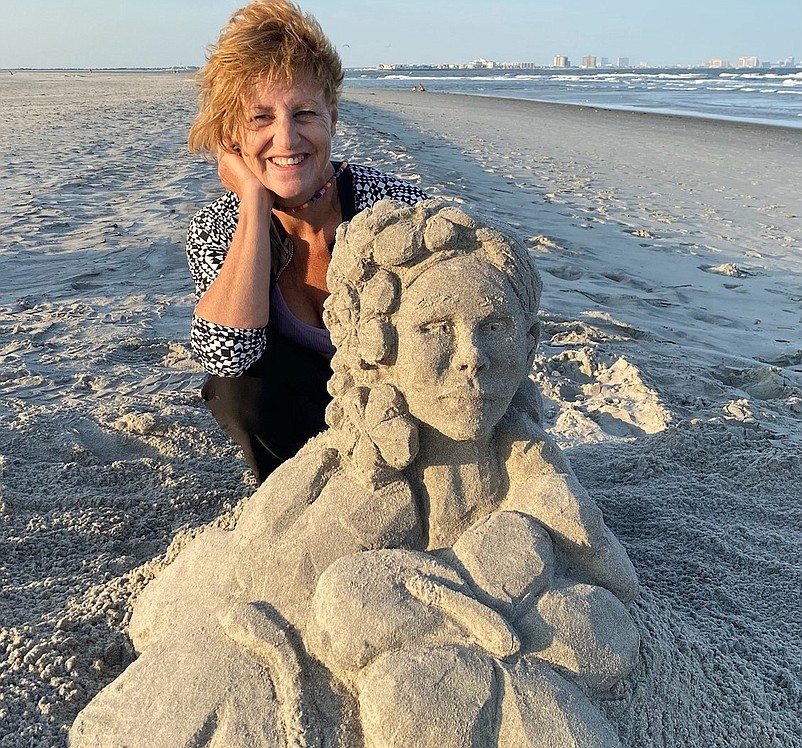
[306,550,520,685]
[500,414,639,602]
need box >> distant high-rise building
[581,56,597,68]
[736,56,760,68]
[707,59,731,68]
[553,55,570,67]
[616,57,630,68]
[600,57,610,67]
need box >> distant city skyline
[0,0,800,70]
[369,55,798,72]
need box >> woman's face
[237,76,337,204]
[391,254,531,442]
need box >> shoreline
[344,85,802,134]
[451,91,802,131]
[341,68,802,131]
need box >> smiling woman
[218,78,339,213]
[183,0,428,483]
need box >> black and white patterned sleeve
[185,193,268,377]
[189,317,267,376]
[349,164,430,210]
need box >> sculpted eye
[483,318,511,334]
[419,320,451,335]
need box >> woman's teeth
[271,156,305,166]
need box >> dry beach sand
[1,72,800,746]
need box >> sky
[1,0,800,70]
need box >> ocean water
[344,67,802,129]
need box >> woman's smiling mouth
[270,155,306,166]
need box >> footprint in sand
[711,365,792,401]
[102,338,172,366]
[544,265,583,281]
[69,416,158,463]
[601,272,656,293]
[756,349,802,368]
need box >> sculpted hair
[322,199,543,486]
[187,0,344,155]
[325,199,542,384]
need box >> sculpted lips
[270,155,306,166]
[438,379,501,400]
[438,389,498,404]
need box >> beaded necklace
[273,161,349,214]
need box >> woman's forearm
[194,190,274,329]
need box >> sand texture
[1,74,801,746]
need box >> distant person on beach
[185,0,428,483]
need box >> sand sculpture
[69,200,640,748]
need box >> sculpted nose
[455,331,489,374]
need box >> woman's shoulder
[347,162,425,191]
[348,163,429,209]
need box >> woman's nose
[273,115,299,149]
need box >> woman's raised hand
[217,145,273,206]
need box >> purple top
[270,284,336,359]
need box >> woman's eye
[295,110,317,120]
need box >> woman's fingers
[216,147,264,198]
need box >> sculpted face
[391,254,531,442]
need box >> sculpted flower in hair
[326,384,419,487]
